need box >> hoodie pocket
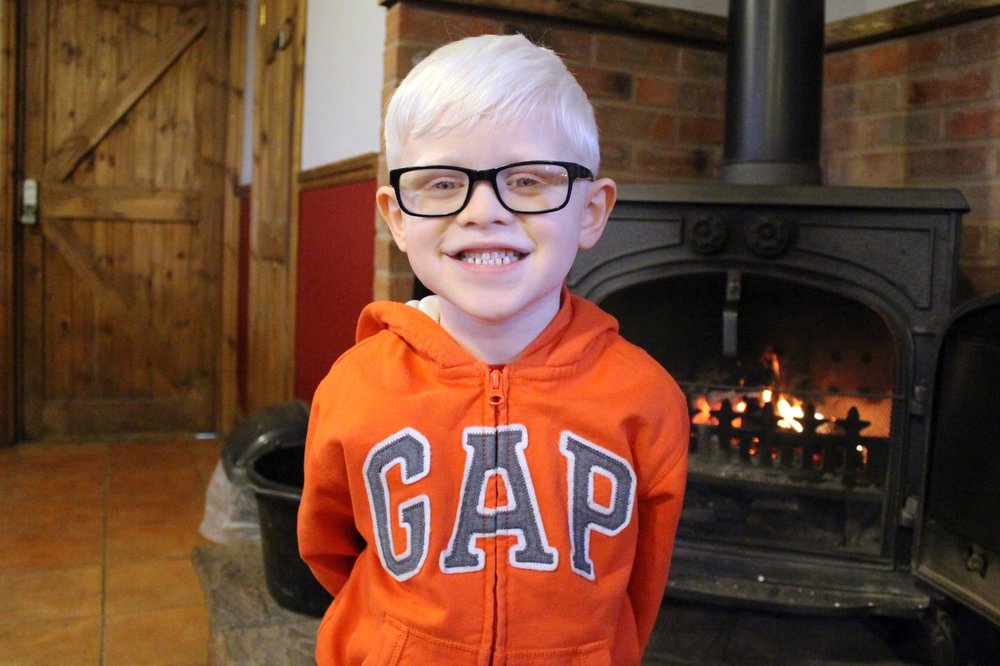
[506,639,612,665]
[360,619,405,666]
[575,640,612,666]
[362,616,480,666]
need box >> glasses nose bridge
[462,167,507,212]
[467,167,503,199]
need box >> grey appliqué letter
[441,425,558,573]
[363,428,431,581]
[560,431,637,580]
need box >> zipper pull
[488,368,504,407]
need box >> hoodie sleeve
[298,378,365,596]
[627,373,690,651]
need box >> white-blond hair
[383,33,600,172]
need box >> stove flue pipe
[721,0,825,185]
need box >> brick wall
[378,2,1000,303]
[823,15,1000,301]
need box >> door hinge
[20,178,38,225]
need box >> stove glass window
[601,273,897,557]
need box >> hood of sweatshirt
[354,287,620,376]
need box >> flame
[692,396,713,425]
[775,396,805,432]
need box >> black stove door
[916,294,1000,627]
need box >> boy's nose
[456,181,513,225]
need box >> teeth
[458,250,523,265]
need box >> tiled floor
[0,438,221,665]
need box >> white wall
[241,0,387,183]
[300,1,387,171]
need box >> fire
[761,390,823,433]
[691,396,712,425]
[691,394,746,427]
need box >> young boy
[298,33,689,665]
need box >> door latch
[20,178,38,225]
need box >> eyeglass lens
[397,163,573,216]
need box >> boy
[298,33,689,665]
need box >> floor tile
[0,615,102,665]
[105,557,205,616]
[0,566,102,623]
[0,513,104,572]
[105,509,209,564]
[103,605,209,666]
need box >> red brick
[594,34,679,73]
[823,86,856,120]
[396,6,500,46]
[857,115,907,148]
[597,139,632,173]
[498,22,593,64]
[907,35,949,70]
[951,17,1000,63]
[821,118,859,152]
[678,48,725,78]
[944,108,1000,140]
[594,105,660,140]
[905,147,990,181]
[673,80,724,115]
[864,36,947,79]
[842,152,905,186]
[635,146,715,179]
[958,185,994,221]
[907,67,992,107]
[648,114,675,142]
[570,64,632,101]
[679,116,724,145]
[634,74,677,107]
[904,111,943,145]
[824,51,864,85]
[823,80,902,119]
[857,80,904,115]
[820,152,846,184]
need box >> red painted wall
[295,180,377,402]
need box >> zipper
[488,368,504,409]
[487,367,504,664]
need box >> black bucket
[246,443,333,617]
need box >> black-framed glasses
[389,160,594,217]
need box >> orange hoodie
[299,291,688,665]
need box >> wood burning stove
[569,181,965,617]
[567,0,998,657]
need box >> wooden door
[18,0,229,441]
[244,0,304,412]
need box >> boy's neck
[437,296,560,366]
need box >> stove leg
[919,605,959,666]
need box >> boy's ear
[376,185,408,252]
[577,177,616,250]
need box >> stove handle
[723,270,741,358]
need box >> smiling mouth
[455,249,525,265]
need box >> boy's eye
[503,169,560,191]
[402,170,467,195]
[429,178,463,191]
[506,173,544,189]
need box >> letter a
[560,431,636,580]
[441,426,557,573]
[363,428,430,581]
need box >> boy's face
[376,117,616,337]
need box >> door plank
[42,9,207,183]
[40,221,191,389]
[45,185,199,222]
